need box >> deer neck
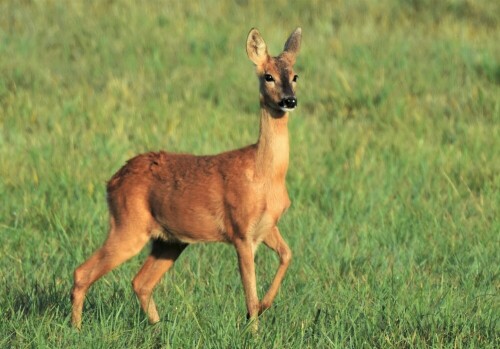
[255,106,290,181]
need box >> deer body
[71,27,301,329]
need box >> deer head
[246,27,302,116]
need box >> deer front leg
[259,226,292,314]
[234,239,260,321]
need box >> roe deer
[71,27,302,329]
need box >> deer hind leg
[132,240,187,324]
[71,217,150,329]
[259,226,292,314]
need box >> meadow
[0,0,499,347]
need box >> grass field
[1,0,499,347]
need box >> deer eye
[264,74,274,82]
[292,75,298,82]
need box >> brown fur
[71,27,302,329]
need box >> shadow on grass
[4,279,143,327]
[4,281,70,321]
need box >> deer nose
[280,97,297,109]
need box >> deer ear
[246,28,268,66]
[283,27,302,62]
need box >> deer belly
[152,202,228,243]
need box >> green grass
[1,0,499,347]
